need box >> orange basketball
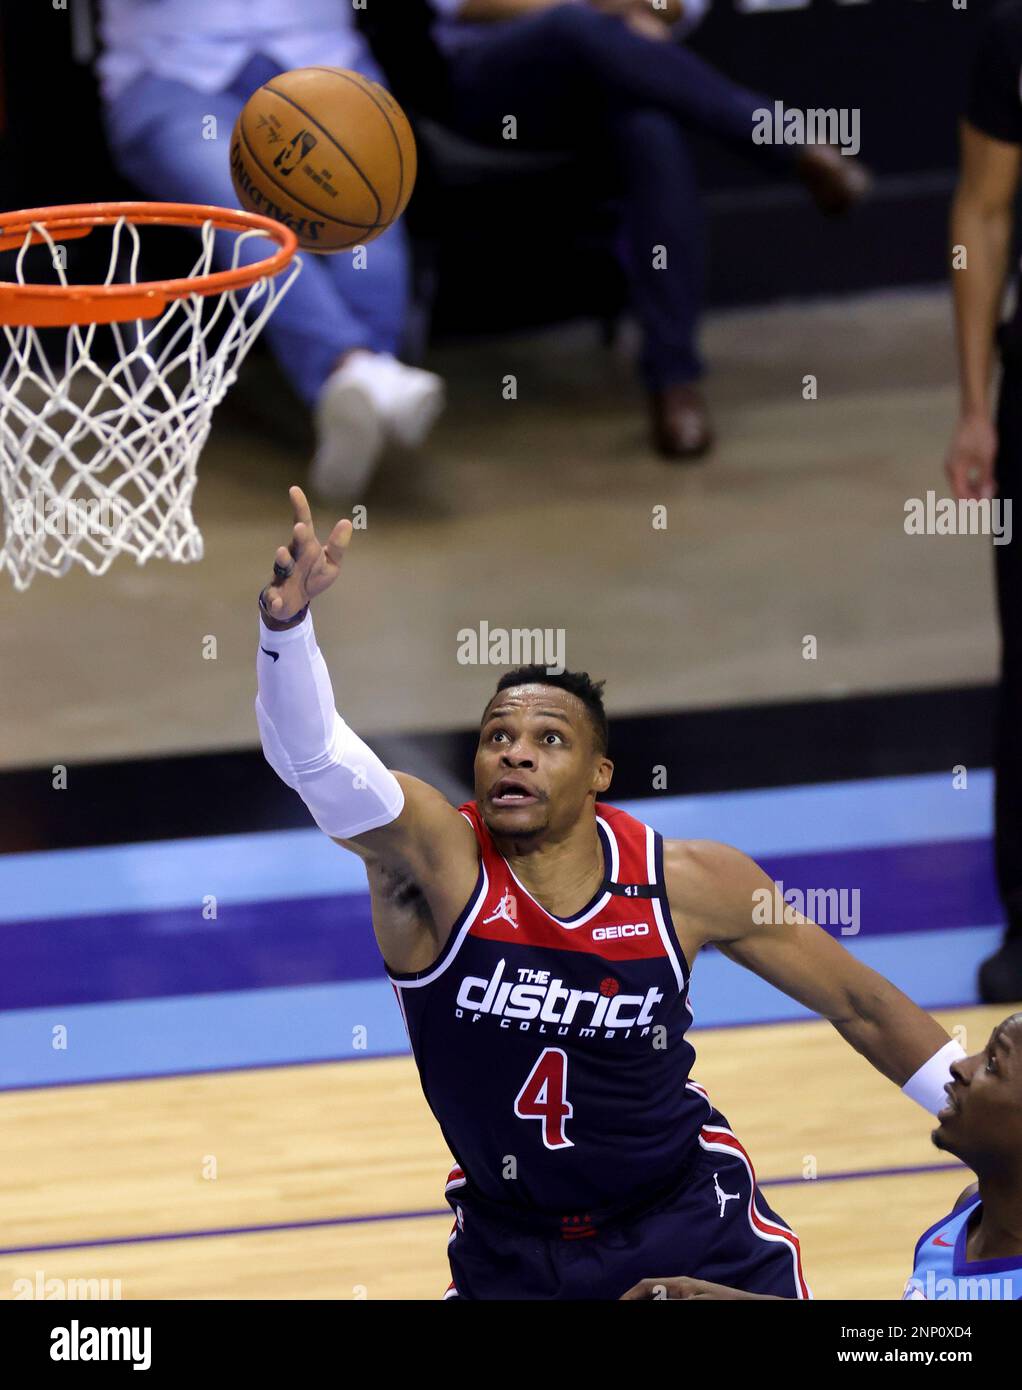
[229,67,417,253]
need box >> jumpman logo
[483,891,519,930]
[713,1172,740,1218]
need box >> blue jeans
[440,5,791,391]
[103,53,412,406]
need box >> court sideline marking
[0,1161,966,1259]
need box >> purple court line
[0,1161,966,1259]
[0,995,986,1096]
[759,1160,965,1189]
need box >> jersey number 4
[514,1047,574,1149]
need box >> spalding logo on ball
[230,67,417,253]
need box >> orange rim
[0,201,299,327]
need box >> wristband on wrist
[902,1039,967,1115]
[258,586,309,630]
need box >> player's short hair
[485,667,609,753]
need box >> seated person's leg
[446,4,865,207]
[610,108,711,460]
[444,4,766,151]
[311,220,444,499]
[332,221,412,360]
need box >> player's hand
[259,486,353,627]
[945,413,997,502]
[620,1276,773,1299]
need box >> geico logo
[456,957,664,1029]
[592,923,650,941]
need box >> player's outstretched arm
[255,487,478,916]
[663,840,963,1114]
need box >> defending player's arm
[664,840,963,1113]
[254,488,478,956]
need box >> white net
[0,214,300,590]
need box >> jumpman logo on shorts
[713,1172,740,1218]
[483,891,519,930]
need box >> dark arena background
[0,0,1018,1364]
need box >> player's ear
[593,758,613,794]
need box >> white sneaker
[362,351,446,449]
[310,369,384,500]
[309,351,445,499]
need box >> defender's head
[474,666,613,844]
[932,1014,1022,1173]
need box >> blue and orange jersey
[904,1194,1022,1300]
[388,801,712,1220]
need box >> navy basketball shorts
[443,1108,810,1300]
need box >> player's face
[474,685,612,842]
[932,1014,1022,1167]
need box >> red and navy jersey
[388,801,711,1221]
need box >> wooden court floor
[0,1006,1000,1302]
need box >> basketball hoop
[0,201,300,590]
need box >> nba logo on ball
[230,67,418,252]
[273,130,318,177]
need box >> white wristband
[902,1040,967,1115]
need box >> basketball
[229,67,417,253]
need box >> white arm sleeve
[255,612,405,838]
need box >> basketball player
[908,1010,1022,1300]
[256,488,965,1300]
[621,1013,1022,1300]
